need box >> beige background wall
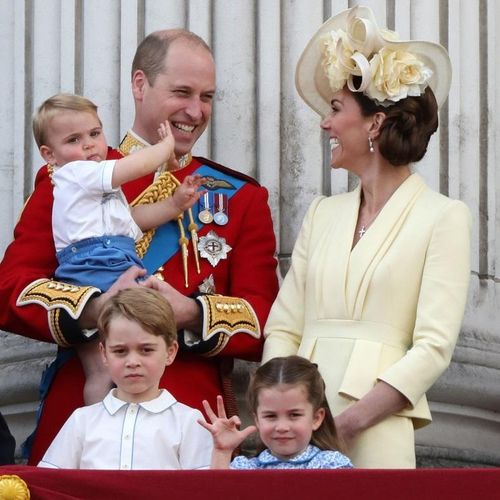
[1,0,499,465]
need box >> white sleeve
[53,160,117,195]
[37,410,84,469]
[178,409,213,470]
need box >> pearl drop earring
[368,137,374,153]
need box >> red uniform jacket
[0,148,278,464]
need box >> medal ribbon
[141,164,245,275]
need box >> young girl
[199,355,353,469]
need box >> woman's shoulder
[416,181,471,227]
[307,189,358,216]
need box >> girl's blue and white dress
[230,445,353,470]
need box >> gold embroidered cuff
[16,278,100,320]
[196,295,260,357]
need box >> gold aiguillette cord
[177,215,189,288]
[187,208,201,274]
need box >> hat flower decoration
[296,5,452,116]
[321,7,432,106]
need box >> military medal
[213,193,229,226]
[198,230,232,267]
[198,193,214,224]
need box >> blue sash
[142,164,245,274]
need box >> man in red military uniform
[0,29,278,465]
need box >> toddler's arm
[111,120,174,188]
[131,174,206,231]
[198,395,256,469]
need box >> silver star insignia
[198,231,232,267]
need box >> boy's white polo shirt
[38,389,212,470]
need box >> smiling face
[40,110,108,167]
[100,315,178,403]
[254,384,325,461]
[320,88,376,172]
[132,38,216,156]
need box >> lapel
[345,173,426,318]
[313,187,359,319]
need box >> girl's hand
[198,395,256,452]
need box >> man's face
[132,39,216,156]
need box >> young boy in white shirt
[38,287,213,469]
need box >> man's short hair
[32,93,100,148]
[97,287,177,347]
[132,29,212,85]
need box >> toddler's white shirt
[52,160,142,251]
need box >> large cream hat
[295,5,452,116]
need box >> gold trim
[131,171,180,259]
[0,475,30,500]
[196,295,260,357]
[16,278,100,320]
[49,308,71,347]
[123,130,201,286]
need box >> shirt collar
[102,388,177,415]
[257,445,320,465]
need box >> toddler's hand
[157,120,172,141]
[173,174,207,211]
[157,121,175,161]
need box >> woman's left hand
[334,381,410,448]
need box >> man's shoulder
[106,146,124,160]
[34,164,51,186]
[194,156,261,187]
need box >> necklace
[357,205,383,238]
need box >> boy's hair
[248,355,344,453]
[132,29,212,86]
[32,93,100,148]
[97,288,177,347]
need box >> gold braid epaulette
[131,172,180,258]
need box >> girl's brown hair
[248,355,344,452]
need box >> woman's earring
[368,137,374,153]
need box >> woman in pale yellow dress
[263,6,471,468]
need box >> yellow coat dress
[262,173,471,468]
